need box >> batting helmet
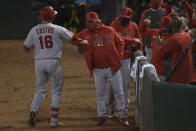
[40,6,57,21]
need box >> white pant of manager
[94,67,127,118]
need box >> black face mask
[120,17,130,26]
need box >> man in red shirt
[107,7,142,117]
[159,16,196,84]
[139,0,166,61]
[140,15,171,80]
[71,12,129,126]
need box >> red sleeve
[148,28,160,38]
[140,21,160,42]
[159,37,177,60]
[140,21,152,37]
[139,9,150,39]
[141,25,154,38]
[113,30,125,58]
[184,1,193,25]
[70,34,82,46]
[70,33,87,48]
[120,36,135,43]
[71,31,94,75]
[133,23,142,50]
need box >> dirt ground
[0,40,138,131]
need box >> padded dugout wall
[152,82,196,131]
[134,58,196,131]
[0,0,32,39]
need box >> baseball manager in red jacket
[71,12,129,126]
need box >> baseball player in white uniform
[23,6,73,127]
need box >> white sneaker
[50,118,63,128]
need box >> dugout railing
[134,58,196,131]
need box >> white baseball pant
[30,59,64,113]
[94,67,127,118]
[107,58,131,113]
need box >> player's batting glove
[80,40,88,45]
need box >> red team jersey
[160,32,196,84]
[140,23,169,75]
[110,17,142,60]
[71,24,124,75]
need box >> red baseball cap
[86,12,99,21]
[120,7,133,19]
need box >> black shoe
[29,111,36,126]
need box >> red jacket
[160,32,196,84]
[140,23,169,75]
[110,17,142,60]
[71,24,124,75]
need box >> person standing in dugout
[23,6,76,127]
[139,0,166,62]
[140,15,172,81]
[107,7,142,118]
[159,16,196,84]
[71,12,129,126]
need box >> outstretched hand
[153,36,164,46]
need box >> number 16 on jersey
[39,35,53,49]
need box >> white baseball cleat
[50,118,63,128]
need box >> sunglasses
[87,19,99,23]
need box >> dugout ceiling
[0,0,33,39]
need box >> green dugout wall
[152,82,196,131]
[134,58,196,131]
